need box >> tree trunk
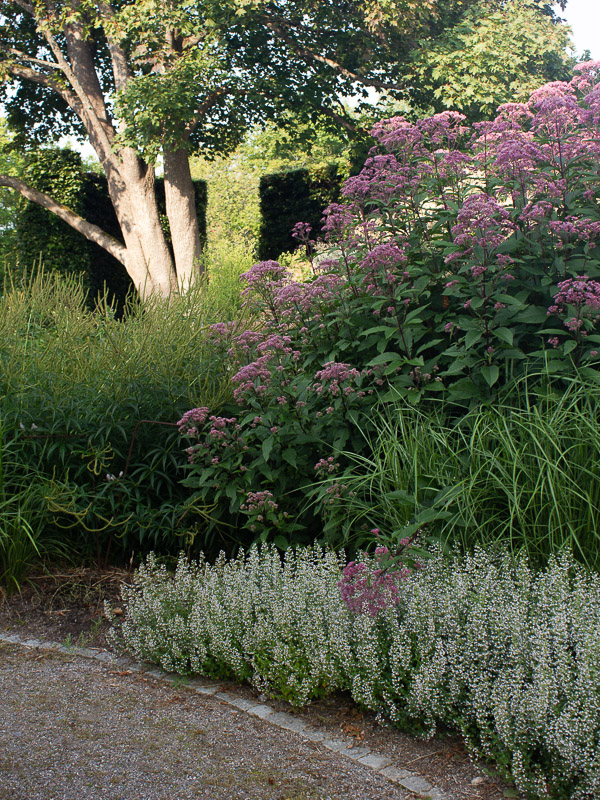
[113,149,178,297]
[163,147,204,291]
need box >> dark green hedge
[16,148,207,311]
[17,149,90,278]
[257,164,342,261]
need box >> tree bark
[2,4,182,300]
[163,146,204,291]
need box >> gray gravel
[0,642,411,800]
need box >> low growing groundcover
[107,544,600,800]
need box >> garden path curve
[0,635,449,800]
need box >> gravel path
[0,640,415,800]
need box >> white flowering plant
[107,545,600,799]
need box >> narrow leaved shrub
[0,259,251,567]
[109,546,600,799]
[320,376,600,570]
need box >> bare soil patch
[0,566,515,800]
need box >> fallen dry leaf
[340,722,364,741]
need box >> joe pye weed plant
[178,62,600,558]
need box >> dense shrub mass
[109,545,600,800]
[257,165,342,260]
[0,257,250,577]
[179,63,600,555]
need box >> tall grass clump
[0,423,70,592]
[200,240,256,314]
[108,545,600,799]
[323,375,600,569]
[0,264,251,571]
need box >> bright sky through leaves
[556,0,600,59]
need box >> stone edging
[0,632,449,800]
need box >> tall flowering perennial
[179,63,600,545]
[239,260,291,322]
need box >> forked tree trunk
[1,3,205,298]
[113,150,179,297]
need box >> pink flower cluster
[231,356,273,402]
[291,221,314,244]
[313,362,361,397]
[314,456,339,474]
[358,243,408,294]
[447,193,515,264]
[548,275,600,331]
[337,546,412,617]
[548,217,600,247]
[240,260,291,290]
[178,411,242,464]
[239,490,278,514]
[177,407,209,436]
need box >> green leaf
[262,435,275,462]
[465,329,482,349]
[493,327,513,346]
[282,448,297,468]
[480,365,499,386]
[383,489,415,506]
[368,352,404,366]
[513,307,548,324]
[273,535,289,550]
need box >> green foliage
[0,118,25,276]
[191,119,355,248]
[0,423,70,593]
[16,148,89,279]
[258,165,342,260]
[80,172,135,314]
[326,377,600,571]
[0,262,251,575]
[406,0,574,121]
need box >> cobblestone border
[0,632,450,800]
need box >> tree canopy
[405,0,574,121]
[0,0,574,296]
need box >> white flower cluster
[107,546,600,799]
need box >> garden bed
[0,564,509,800]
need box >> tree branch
[0,174,128,266]
[184,88,232,138]
[265,20,404,93]
[34,10,117,159]
[96,1,135,91]
[5,47,62,71]
[2,61,84,116]
[319,106,364,134]
[13,0,35,14]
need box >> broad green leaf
[262,435,274,462]
[480,365,499,386]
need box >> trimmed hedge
[257,164,341,261]
[16,148,90,278]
